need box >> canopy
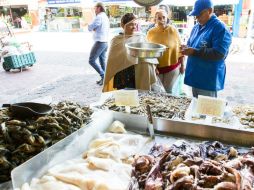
[0,0,29,6]
[47,0,81,4]
[93,0,240,6]
[161,0,240,6]
[93,0,141,7]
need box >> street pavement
[220,38,254,105]
[0,31,254,107]
[0,32,102,106]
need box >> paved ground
[220,37,254,105]
[0,32,254,106]
[0,32,102,106]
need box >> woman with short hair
[103,13,157,92]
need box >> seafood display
[99,92,191,120]
[16,122,148,190]
[12,113,254,190]
[129,140,254,190]
[233,105,254,128]
[0,101,93,183]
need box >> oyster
[233,105,254,129]
[100,92,191,120]
[0,101,93,183]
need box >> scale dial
[133,0,163,6]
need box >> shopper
[147,9,184,94]
[181,0,232,98]
[88,2,109,86]
[146,4,171,33]
[103,13,157,92]
[13,16,22,28]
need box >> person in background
[103,13,157,92]
[147,9,185,94]
[181,0,232,98]
[88,2,109,86]
[21,17,28,29]
[146,4,171,33]
[67,11,71,17]
[13,16,21,28]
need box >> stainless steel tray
[154,116,254,146]
[11,110,253,189]
[11,111,114,189]
[92,91,253,146]
[111,111,254,146]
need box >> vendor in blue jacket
[181,0,232,98]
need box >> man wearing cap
[88,2,109,86]
[181,0,232,98]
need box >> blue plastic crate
[3,52,36,71]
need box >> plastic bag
[1,36,21,48]
[151,76,166,93]
[172,74,185,96]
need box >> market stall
[0,90,254,189]
[9,108,254,189]
[1,0,254,189]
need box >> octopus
[129,140,254,190]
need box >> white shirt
[88,12,109,42]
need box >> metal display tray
[92,92,253,146]
[11,110,253,189]
[112,111,254,146]
[11,111,113,189]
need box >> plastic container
[2,52,36,71]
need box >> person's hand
[180,64,185,74]
[178,56,185,74]
[155,68,160,75]
[180,45,195,56]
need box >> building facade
[0,0,39,29]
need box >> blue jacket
[184,15,232,91]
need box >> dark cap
[189,0,213,16]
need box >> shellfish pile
[0,101,93,183]
[233,105,254,128]
[100,92,191,120]
[129,141,254,190]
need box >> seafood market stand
[1,0,254,189]
[8,99,254,189]
[0,90,253,189]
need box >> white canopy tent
[92,0,141,7]
[161,0,240,6]
[91,0,240,7]
[93,0,240,6]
